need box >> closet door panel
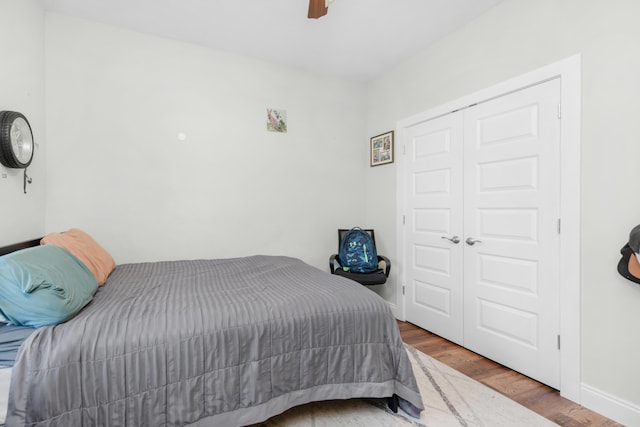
[463,78,561,389]
[404,112,464,345]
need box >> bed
[0,234,422,426]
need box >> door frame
[395,55,581,403]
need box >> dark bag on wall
[618,224,640,284]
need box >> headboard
[0,238,41,256]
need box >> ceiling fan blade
[308,0,328,19]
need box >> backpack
[339,228,378,273]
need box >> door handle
[465,237,482,246]
[441,236,460,244]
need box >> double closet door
[403,78,561,389]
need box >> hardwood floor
[398,321,622,427]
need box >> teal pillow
[0,245,98,327]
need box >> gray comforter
[7,255,422,426]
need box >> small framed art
[370,131,394,167]
[266,108,287,133]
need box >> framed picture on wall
[370,131,394,167]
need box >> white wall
[33,0,640,421]
[44,13,366,270]
[0,0,45,245]
[365,0,640,421]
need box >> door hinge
[403,215,406,225]
[557,335,561,350]
[557,218,561,234]
[402,285,405,295]
[557,103,562,119]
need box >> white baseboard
[387,301,398,319]
[582,383,640,426]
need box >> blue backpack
[339,228,378,273]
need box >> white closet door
[402,78,562,389]
[462,78,561,388]
[404,112,464,345]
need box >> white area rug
[254,345,557,426]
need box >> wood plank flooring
[398,321,622,427]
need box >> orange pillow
[41,228,116,286]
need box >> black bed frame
[0,238,41,256]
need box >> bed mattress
[7,255,422,426]
[0,368,10,426]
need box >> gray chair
[329,229,391,285]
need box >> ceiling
[43,0,504,82]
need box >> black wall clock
[0,111,34,169]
